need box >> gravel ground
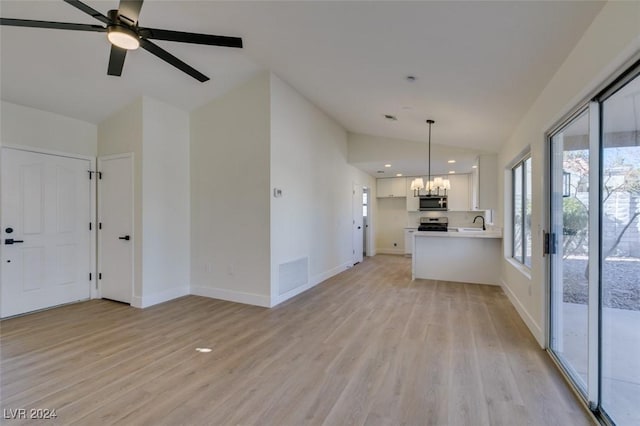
[563,257,640,311]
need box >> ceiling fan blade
[107,45,127,77]
[139,38,209,82]
[139,27,243,48]
[0,18,105,32]
[118,0,144,25]
[63,0,110,25]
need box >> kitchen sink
[457,227,484,232]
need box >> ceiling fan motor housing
[106,10,140,50]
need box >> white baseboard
[191,285,271,308]
[271,261,352,307]
[311,261,352,287]
[131,286,190,309]
[500,279,544,347]
[376,248,405,255]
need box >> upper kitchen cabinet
[406,178,419,211]
[405,174,471,211]
[404,174,473,212]
[447,174,472,211]
[475,154,498,211]
[377,177,406,198]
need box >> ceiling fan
[0,0,243,82]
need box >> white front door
[352,184,364,264]
[0,148,92,317]
[98,154,133,304]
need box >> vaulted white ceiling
[1,1,605,155]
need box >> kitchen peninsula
[411,229,502,285]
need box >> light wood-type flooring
[1,255,593,425]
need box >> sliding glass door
[600,72,640,426]
[549,110,591,394]
[549,66,639,425]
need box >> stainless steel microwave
[419,196,448,211]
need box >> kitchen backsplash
[407,209,494,228]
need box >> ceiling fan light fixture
[107,25,140,50]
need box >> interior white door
[98,154,133,304]
[352,184,364,264]
[0,148,91,317]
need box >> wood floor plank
[0,255,594,425]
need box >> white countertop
[414,229,502,239]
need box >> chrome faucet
[473,215,486,231]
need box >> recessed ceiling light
[196,347,212,353]
[447,160,456,164]
[384,164,392,168]
[449,171,456,174]
[383,114,398,121]
[472,165,478,169]
[396,173,403,177]
[406,75,416,82]
[377,170,385,174]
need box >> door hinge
[89,272,92,281]
[88,170,94,180]
[98,273,102,280]
[99,222,102,230]
[98,171,102,179]
[89,222,92,231]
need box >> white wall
[348,131,487,178]
[98,96,190,307]
[498,1,640,346]
[269,73,375,305]
[1,101,97,156]
[348,132,483,166]
[190,72,272,306]
[376,198,407,254]
[98,98,144,299]
[141,97,190,306]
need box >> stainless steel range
[418,216,448,232]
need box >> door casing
[97,153,134,304]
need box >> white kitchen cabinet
[404,228,417,255]
[377,177,406,198]
[404,174,471,210]
[477,154,498,211]
[406,179,419,211]
[447,174,471,211]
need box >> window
[362,191,368,217]
[512,155,532,267]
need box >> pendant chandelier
[410,119,450,196]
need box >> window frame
[511,154,532,267]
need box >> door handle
[118,235,130,241]
[4,238,24,245]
